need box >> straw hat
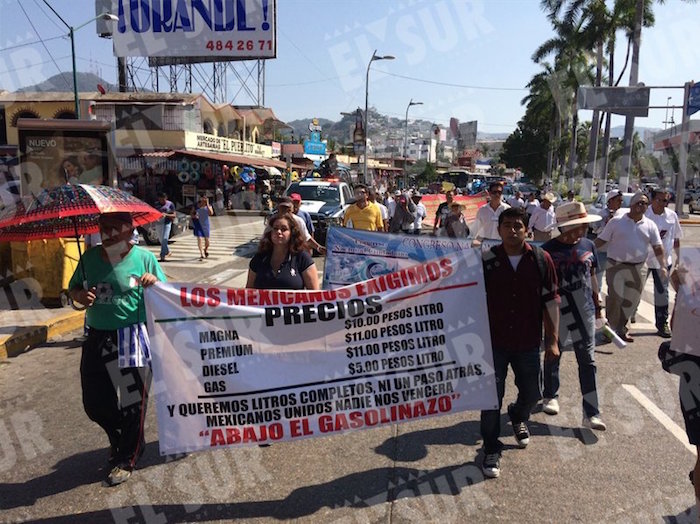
[541,192,558,204]
[554,201,601,228]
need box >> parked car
[587,192,635,234]
[138,209,189,245]
[284,179,353,246]
[689,193,700,214]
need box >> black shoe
[482,453,501,478]
[508,404,530,448]
[657,324,672,338]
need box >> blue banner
[323,227,473,289]
[688,84,700,116]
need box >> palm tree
[619,0,695,192]
[533,9,594,190]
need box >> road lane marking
[622,384,697,455]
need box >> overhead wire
[16,0,71,90]
[33,0,67,33]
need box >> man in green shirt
[69,212,166,487]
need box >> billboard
[112,0,277,60]
[458,121,478,148]
[577,86,650,117]
[17,120,112,197]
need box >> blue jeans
[160,221,172,260]
[543,312,599,418]
[647,265,671,330]
[480,347,541,455]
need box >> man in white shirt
[525,193,540,219]
[594,192,666,343]
[386,189,400,220]
[527,192,557,241]
[472,181,510,244]
[411,193,427,235]
[643,189,682,338]
[507,191,525,209]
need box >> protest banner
[670,247,700,356]
[421,193,487,228]
[146,251,497,454]
[324,227,472,288]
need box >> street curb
[680,218,700,225]
[0,310,85,359]
[225,209,267,217]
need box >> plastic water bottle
[596,317,627,349]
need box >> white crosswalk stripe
[140,221,265,268]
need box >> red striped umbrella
[0,184,162,241]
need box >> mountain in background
[286,110,493,145]
[16,72,117,93]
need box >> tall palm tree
[619,0,695,192]
[533,11,594,190]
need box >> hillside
[15,72,117,93]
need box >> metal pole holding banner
[674,81,693,217]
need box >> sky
[1,0,699,136]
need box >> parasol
[0,184,163,290]
[0,184,162,240]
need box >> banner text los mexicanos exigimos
[146,250,497,455]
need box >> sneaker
[542,398,560,415]
[512,421,530,447]
[620,332,634,343]
[630,315,636,324]
[482,453,501,479]
[657,324,672,338]
[582,415,607,431]
[105,465,132,486]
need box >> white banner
[146,251,497,454]
[670,247,700,356]
[113,0,277,59]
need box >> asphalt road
[1,223,699,523]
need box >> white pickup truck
[284,179,354,245]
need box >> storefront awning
[175,149,288,169]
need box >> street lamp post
[404,99,423,180]
[364,50,394,185]
[42,2,117,119]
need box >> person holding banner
[247,212,320,290]
[665,265,700,515]
[480,207,559,479]
[69,212,166,487]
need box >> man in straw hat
[527,192,558,242]
[541,202,606,430]
[594,192,666,343]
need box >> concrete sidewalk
[0,306,84,359]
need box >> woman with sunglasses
[247,211,320,290]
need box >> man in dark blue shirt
[542,202,606,432]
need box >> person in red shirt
[480,207,560,479]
